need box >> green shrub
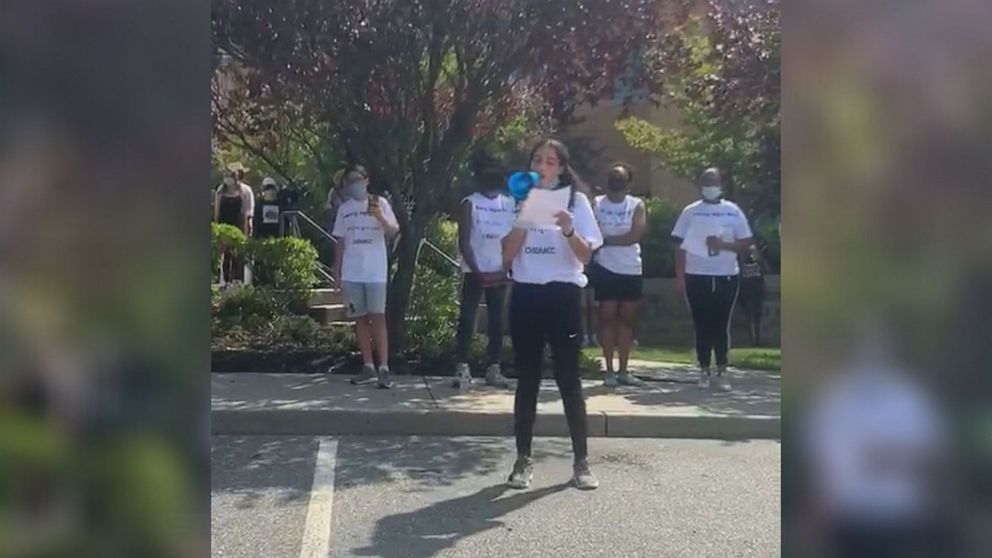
[245,237,319,298]
[405,264,461,360]
[211,223,246,273]
[405,219,462,359]
[211,284,355,352]
[641,198,681,278]
[752,215,781,273]
[213,285,283,332]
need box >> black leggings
[685,274,740,368]
[455,278,507,364]
[510,282,588,460]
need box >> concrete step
[308,288,342,306]
[308,303,348,324]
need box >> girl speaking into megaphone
[501,139,603,491]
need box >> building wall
[559,98,698,208]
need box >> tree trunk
[386,225,421,357]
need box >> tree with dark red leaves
[212,0,658,348]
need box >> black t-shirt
[254,196,282,238]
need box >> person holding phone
[331,164,400,389]
[671,167,754,391]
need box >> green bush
[752,215,781,273]
[405,219,462,359]
[212,285,283,332]
[211,222,247,274]
[405,261,462,360]
[245,237,319,298]
[211,284,355,351]
[641,198,681,278]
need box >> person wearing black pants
[672,167,754,391]
[501,139,604,490]
[453,150,516,388]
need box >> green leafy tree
[212,0,658,347]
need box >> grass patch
[582,345,781,371]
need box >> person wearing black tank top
[214,168,254,284]
[501,139,603,490]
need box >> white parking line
[299,437,338,558]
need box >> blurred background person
[803,320,957,558]
[213,164,254,284]
[253,177,283,239]
[739,244,767,346]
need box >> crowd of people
[214,138,767,490]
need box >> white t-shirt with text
[460,192,516,273]
[511,189,604,287]
[671,199,752,276]
[332,197,398,283]
[593,194,643,276]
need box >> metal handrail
[417,238,461,270]
[280,210,338,246]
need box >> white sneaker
[485,364,511,388]
[697,371,711,389]
[351,364,378,385]
[617,371,648,387]
[452,362,472,389]
[573,459,599,490]
[603,371,619,388]
[377,366,394,389]
[714,374,732,392]
[507,455,534,489]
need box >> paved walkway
[212,361,780,439]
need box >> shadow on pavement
[353,483,570,558]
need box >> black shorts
[590,263,643,302]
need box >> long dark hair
[528,138,590,195]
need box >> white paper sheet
[517,187,571,227]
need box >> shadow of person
[352,483,570,558]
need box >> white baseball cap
[262,177,277,187]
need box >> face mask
[344,181,367,200]
[701,186,722,201]
[223,177,235,187]
[607,178,627,192]
[263,191,278,202]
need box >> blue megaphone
[507,171,540,201]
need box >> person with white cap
[253,176,283,239]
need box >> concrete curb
[212,408,779,440]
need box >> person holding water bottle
[501,139,604,490]
[331,164,400,389]
[671,167,754,391]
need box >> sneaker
[603,371,619,388]
[714,373,732,392]
[351,364,377,385]
[377,366,394,389]
[697,370,711,389]
[507,455,534,489]
[452,363,472,389]
[617,371,648,387]
[485,363,511,388]
[572,458,599,490]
